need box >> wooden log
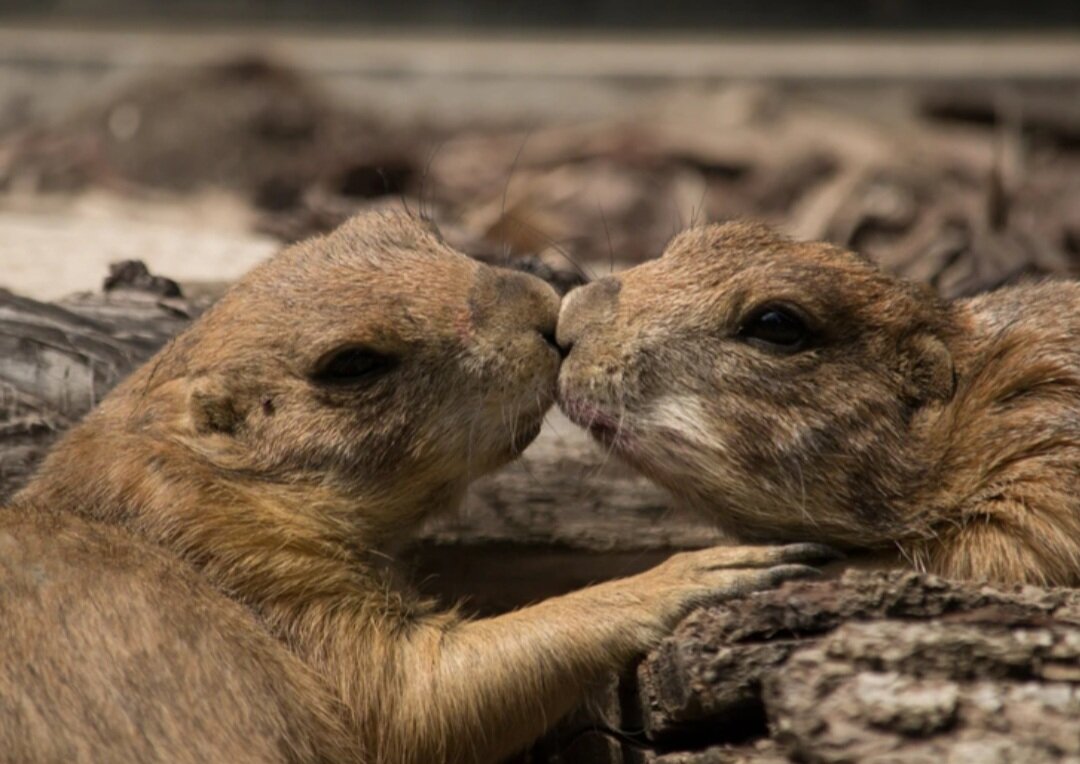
[0,285,199,497]
[531,571,1080,763]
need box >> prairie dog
[558,220,1080,587]
[3,212,829,763]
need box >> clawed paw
[645,543,840,625]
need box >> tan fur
[2,212,828,763]
[557,220,1080,587]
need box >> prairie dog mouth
[558,395,630,448]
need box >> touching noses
[474,267,564,355]
[556,276,621,359]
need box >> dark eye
[738,304,812,353]
[313,346,397,384]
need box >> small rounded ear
[189,376,243,435]
[900,333,956,405]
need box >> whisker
[598,203,615,276]
[418,139,447,223]
[465,407,479,481]
[689,183,709,230]
[501,130,534,265]
[507,400,518,459]
[503,213,596,282]
[587,389,626,480]
[380,167,412,218]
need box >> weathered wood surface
[0,283,200,496]
[528,571,1080,763]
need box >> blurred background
[0,3,1078,299]
[0,3,1078,612]
[4,1,1080,30]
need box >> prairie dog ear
[189,376,243,435]
[900,333,956,405]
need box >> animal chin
[586,417,621,445]
[559,396,635,453]
[509,414,545,454]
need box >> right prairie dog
[557,220,1080,588]
[3,212,829,763]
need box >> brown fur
[2,212,828,763]
[557,220,1080,587]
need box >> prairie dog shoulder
[0,507,342,763]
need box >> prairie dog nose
[471,266,561,344]
[556,276,621,357]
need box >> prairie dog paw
[642,543,837,628]
[683,543,841,571]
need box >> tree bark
[529,570,1080,763]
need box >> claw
[763,563,823,584]
[777,543,845,565]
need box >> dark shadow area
[2,0,1079,31]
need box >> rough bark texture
[0,285,201,496]
[526,571,1080,763]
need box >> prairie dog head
[557,221,956,547]
[82,212,560,531]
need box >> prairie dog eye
[738,304,812,354]
[313,346,397,384]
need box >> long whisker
[507,400,518,459]
[586,386,626,481]
[502,213,596,282]
[598,204,615,275]
[465,405,479,481]
[501,130,533,265]
[380,167,412,218]
[418,139,447,223]
[689,183,709,230]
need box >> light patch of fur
[645,395,717,448]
